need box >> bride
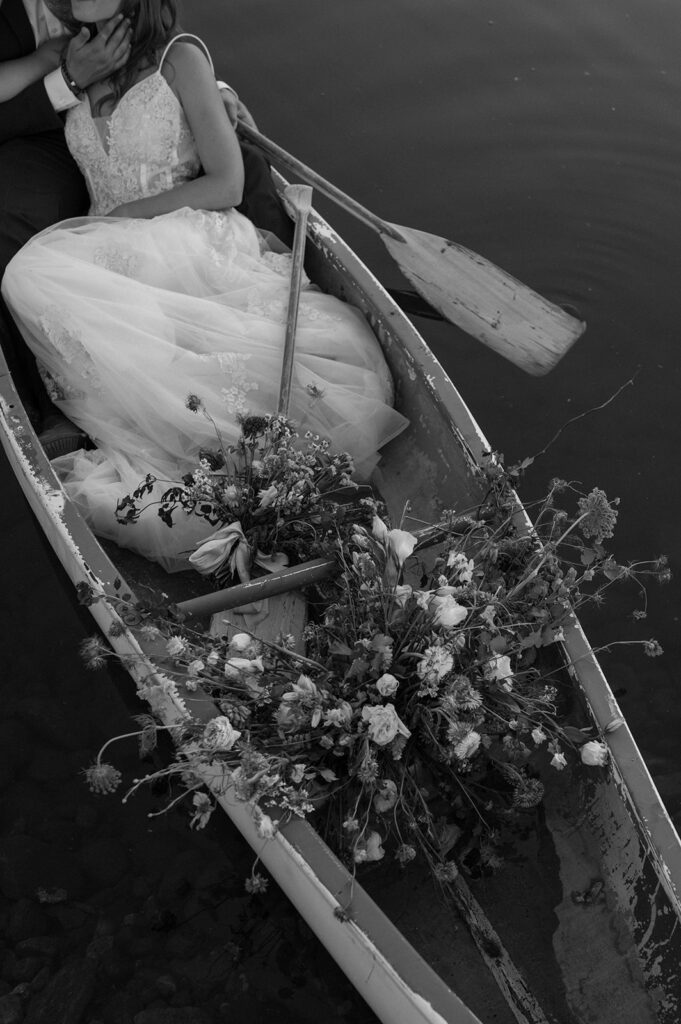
[1,0,408,572]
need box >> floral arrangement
[82,432,669,886]
[115,408,357,583]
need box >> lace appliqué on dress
[246,285,346,327]
[37,363,85,402]
[214,352,259,415]
[65,75,201,217]
[38,306,102,391]
[93,244,141,277]
[260,251,293,276]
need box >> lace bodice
[65,50,202,216]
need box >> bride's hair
[93,0,180,115]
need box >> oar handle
[279,184,313,417]
[238,122,404,243]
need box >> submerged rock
[133,1009,213,1024]
[0,837,85,901]
[0,993,22,1024]
[25,958,96,1024]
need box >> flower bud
[387,529,418,567]
[580,740,608,767]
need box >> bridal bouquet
[85,450,668,881]
[115,407,359,584]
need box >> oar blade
[383,224,585,376]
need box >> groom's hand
[65,14,133,90]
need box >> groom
[0,0,293,455]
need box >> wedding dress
[1,36,407,572]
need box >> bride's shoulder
[159,36,214,88]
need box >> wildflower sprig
[114,414,359,583]
[84,443,669,886]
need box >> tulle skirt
[2,207,407,571]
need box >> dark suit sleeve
[0,80,64,145]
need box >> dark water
[1,0,680,1019]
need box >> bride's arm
[0,38,66,103]
[108,43,244,219]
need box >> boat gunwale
[290,187,681,911]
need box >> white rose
[373,779,398,813]
[362,704,410,746]
[430,593,467,629]
[376,673,399,697]
[531,727,547,745]
[187,659,205,677]
[229,632,254,653]
[354,830,385,863]
[203,716,241,752]
[387,529,418,566]
[550,751,568,771]
[485,654,513,683]
[224,656,264,679]
[257,484,279,509]
[580,740,608,767]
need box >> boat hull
[1,183,680,1022]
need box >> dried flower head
[577,488,619,544]
[512,777,545,808]
[245,872,269,895]
[79,636,108,671]
[185,394,203,413]
[82,762,122,795]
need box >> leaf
[562,725,591,744]
[328,641,354,657]
[489,635,507,653]
[580,548,597,566]
[319,769,338,783]
[603,559,624,582]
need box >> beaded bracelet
[60,59,84,99]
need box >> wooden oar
[279,183,314,414]
[239,122,585,376]
[208,184,315,646]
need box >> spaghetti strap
[158,33,214,74]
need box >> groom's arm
[0,79,62,143]
[0,16,132,145]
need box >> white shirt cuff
[44,68,81,112]
[216,81,239,102]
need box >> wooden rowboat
[1,166,680,1024]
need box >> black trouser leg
[0,131,88,425]
[237,140,294,248]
